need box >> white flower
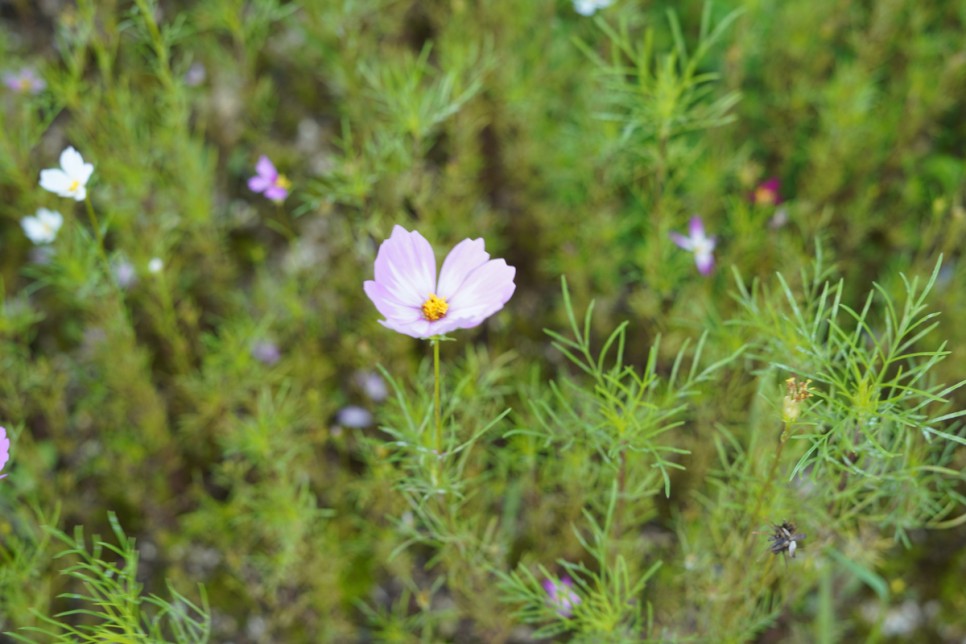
[21,208,64,244]
[574,0,614,16]
[147,257,164,274]
[39,146,94,201]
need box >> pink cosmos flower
[364,226,516,339]
[0,426,10,478]
[248,155,290,202]
[3,67,46,94]
[751,177,781,206]
[670,216,716,275]
[543,576,581,618]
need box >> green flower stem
[84,195,110,269]
[744,420,793,556]
[433,337,442,460]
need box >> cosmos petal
[669,232,693,251]
[688,216,706,240]
[436,237,490,299]
[446,259,516,323]
[373,226,437,307]
[255,155,277,180]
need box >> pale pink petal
[445,259,516,323]
[669,232,693,251]
[372,226,437,307]
[380,317,435,339]
[255,155,277,180]
[436,237,490,299]
[0,426,9,473]
[364,281,423,325]
[248,175,271,192]
[695,251,715,275]
[263,184,288,201]
[688,216,706,240]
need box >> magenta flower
[0,426,10,478]
[3,67,46,94]
[543,576,581,618]
[248,155,291,202]
[670,216,716,275]
[751,177,781,206]
[364,226,516,339]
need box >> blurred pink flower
[3,67,45,94]
[0,426,10,478]
[752,177,781,206]
[248,155,290,202]
[670,216,716,275]
[364,226,516,339]
[543,576,581,617]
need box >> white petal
[39,168,72,195]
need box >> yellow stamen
[276,174,292,190]
[69,179,80,193]
[421,294,448,321]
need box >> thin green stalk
[433,337,442,459]
[748,422,790,530]
[84,194,110,270]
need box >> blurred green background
[1,0,965,641]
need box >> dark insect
[769,521,806,558]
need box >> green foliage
[10,513,209,643]
[1,0,965,641]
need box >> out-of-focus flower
[543,576,581,617]
[752,177,781,206]
[781,377,812,423]
[21,208,63,244]
[364,226,516,339]
[670,216,716,275]
[147,257,164,274]
[0,426,10,478]
[248,155,291,203]
[251,340,281,365]
[184,62,206,87]
[39,146,94,201]
[3,67,46,94]
[112,258,138,288]
[336,405,373,428]
[356,371,388,402]
[573,0,614,16]
[768,206,789,230]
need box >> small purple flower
[543,576,581,617]
[0,426,10,478]
[752,177,781,206]
[184,62,206,87]
[670,216,716,275]
[248,155,291,203]
[112,258,138,289]
[336,405,373,428]
[364,226,516,339]
[3,67,46,94]
[251,340,281,365]
[355,371,388,402]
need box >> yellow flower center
[69,179,80,193]
[421,294,448,321]
[276,174,292,190]
[755,186,776,205]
